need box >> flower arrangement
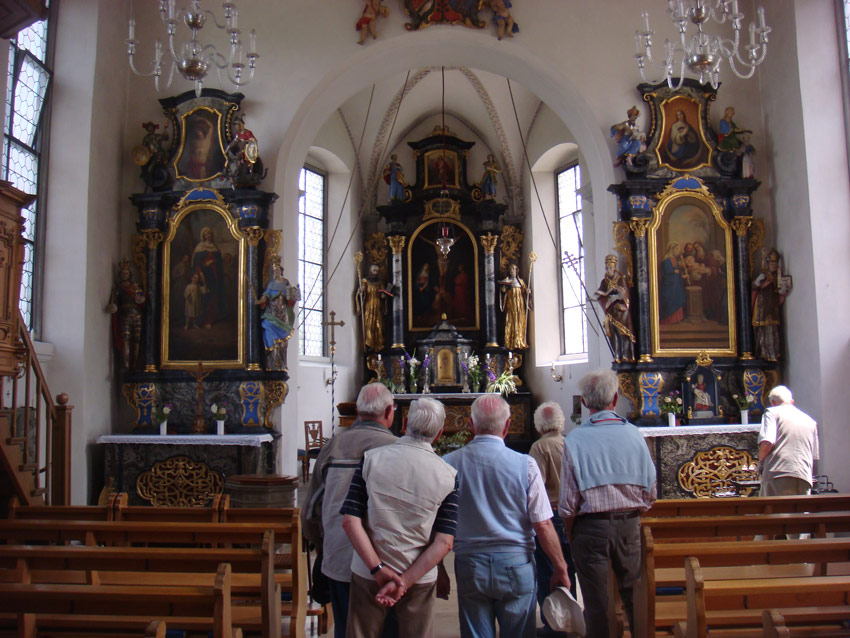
[432,429,472,456]
[486,368,519,396]
[405,353,420,390]
[732,393,756,412]
[659,390,683,415]
[465,354,483,389]
[210,403,227,420]
[381,378,405,394]
[153,403,172,424]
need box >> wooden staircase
[0,310,72,514]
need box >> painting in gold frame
[423,149,459,189]
[656,95,712,172]
[161,198,246,368]
[174,106,228,182]
[648,181,736,357]
[408,219,479,332]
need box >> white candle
[757,6,766,29]
[642,11,650,33]
[128,18,135,41]
[249,29,257,54]
[749,22,756,47]
[377,353,382,361]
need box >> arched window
[557,163,587,360]
[3,16,53,334]
[298,165,327,357]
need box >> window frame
[836,0,850,176]
[555,161,588,363]
[297,163,328,359]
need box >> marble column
[388,235,406,349]
[629,219,652,362]
[481,233,499,347]
[140,230,163,372]
[244,227,264,369]
[731,216,754,358]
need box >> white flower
[664,396,672,403]
[746,394,755,403]
[409,357,419,367]
[676,398,683,405]
[211,403,218,414]
[732,394,739,400]
[162,406,171,415]
[468,355,479,367]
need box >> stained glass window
[557,164,587,359]
[3,17,52,333]
[298,166,326,357]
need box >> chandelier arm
[127,51,160,78]
[203,8,230,30]
[726,56,758,80]
[222,64,255,88]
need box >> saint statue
[593,254,635,362]
[382,153,407,202]
[107,260,145,370]
[479,154,501,199]
[752,248,792,362]
[253,260,300,371]
[610,105,646,167]
[224,115,265,187]
[356,263,394,351]
[498,262,531,350]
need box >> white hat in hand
[542,586,586,636]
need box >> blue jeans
[534,516,576,629]
[454,551,537,638]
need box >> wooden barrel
[224,474,298,508]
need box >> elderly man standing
[341,397,458,638]
[758,385,819,496]
[444,394,571,638]
[529,401,576,638]
[559,370,656,638]
[302,383,398,638]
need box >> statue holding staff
[354,254,394,351]
[498,256,533,350]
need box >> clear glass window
[298,166,326,357]
[557,164,587,359]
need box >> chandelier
[634,0,770,90]
[126,1,259,97]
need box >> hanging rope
[506,78,614,358]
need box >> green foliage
[432,429,472,456]
[486,369,519,396]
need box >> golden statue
[498,261,532,350]
[355,263,394,351]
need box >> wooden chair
[300,421,325,482]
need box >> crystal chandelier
[635,0,770,90]
[126,1,259,97]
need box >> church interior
[0,0,847,636]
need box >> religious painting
[161,198,245,368]
[656,95,711,172]
[648,179,736,357]
[685,365,720,419]
[408,220,479,332]
[174,107,227,182]
[423,149,460,189]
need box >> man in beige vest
[341,397,458,638]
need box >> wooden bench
[636,527,850,638]
[647,494,850,518]
[678,555,850,638]
[0,530,280,638]
[0,561,241,638]
[0,513,307,638]
[641,510,850,541]
[7,493,122,521]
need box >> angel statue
[357,0,389,45]
[593,254,635,362]
[355,262,394,351]
[498,261,532,350]
[752,248,792,362]
[253,260,301,371]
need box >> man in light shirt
[758,385,819,496]
[444,394,571,638]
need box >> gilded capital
[480,233,499,254]
[388,235,406,254]
[244,227,265,246]
[629,219,650,238]
[140,229,164,249]
[730,217,753,237]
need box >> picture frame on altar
[423,149,460,189]
[685,365,720,419]
[648,180,736,357]
[160,196,246,368]
[174,106,228,182]
[408,220,479,332]
[655,95,712,172]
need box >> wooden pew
[636,527,850,638]
[647,493,850,518]
[7,493,121,521]
[113,493,224,523]
[0,530,280,638]
[641,510,850,541]
[0,562,241,638]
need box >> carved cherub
[357,0,389,45]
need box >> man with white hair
[302,383,398,638]
[529,401,576,637]
[758,385,819,496]
[560,370,656,638]
[341,397,458,638]
[444,394,571,638]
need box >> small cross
[323,311,345,355]
[188,362,212,433]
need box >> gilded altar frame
[648,180,736,357]
[655,94,713,173]
[160,192,247,368]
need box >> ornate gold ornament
[638,371,663,417]
[618,372,640,419]
[480,233,499,254]
[613,221,634,285]
[424,198,461,220]
[131,235,148,290]
[388,235,406,254]
[140,229,164,249]
[365,232,389,279]
[748,218,766,279]
[730,216,753,237]
[263,380,288,428]
[137,456,224,506]
[499,226,523,276]
[629,219,651,238]
[243,226,265,246]
[678,446,758,498]
[695,351,713,367]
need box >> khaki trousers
[347,573,436,638]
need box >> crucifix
[323,310,345,435]
[189,362,212,434]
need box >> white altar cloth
[639,424,760,438]
[97,434,273,447]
